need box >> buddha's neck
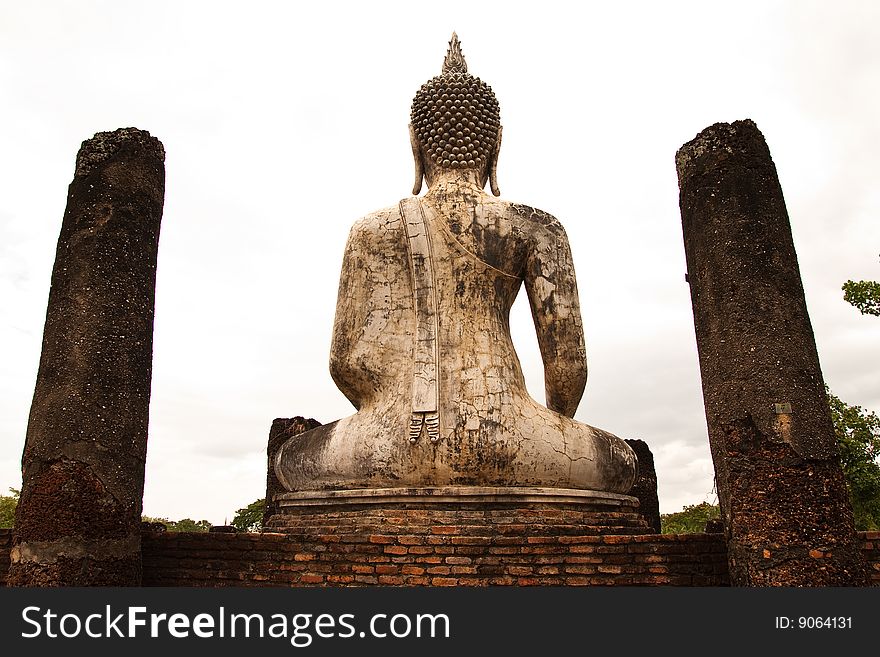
[424,170,487,199]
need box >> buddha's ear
[489,125,502,197]
[409,124,424,195]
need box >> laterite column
[9,128,165,586]
[676,120,869,586]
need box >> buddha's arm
[328,224,370,411]
[524,215,587,418]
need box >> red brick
[558,536,601,545]
[426,566,451,575]
[369,535,395,544]
[431,577,458,586]
[526,536,556,544]
[277,563,306,572]
[431,526,459,535]
[565,555,603,564]
[398,535,424,545]
[564,565,597,575]
[415,556,443,564]
[537,566,560,575]
[445,556,472,565]
[457,577,489,587]
[507,566,533,576]
[451,536,492,546]
[451,566,477,575]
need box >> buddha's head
[409,33,502,196]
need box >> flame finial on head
[442,32,468,75]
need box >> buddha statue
[275,34,637,495]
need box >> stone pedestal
[676,120,869,586]
[9,128,165,586]
[267,487,648,537]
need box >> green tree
[661,502,719,534]
[842,279,880,316]
[166,518,212,532]
[140,516,212,532]
[828,392,880,530]
[842,255,879,317]
[0,488,20,529]
[231,498,265,533]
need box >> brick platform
[267,487,650,537]
[1,528,878,586]
[142,529,729,586]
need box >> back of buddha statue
[274,34,637,495]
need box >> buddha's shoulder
[345,205,405,238]
[345,199,568,238]
[487,199,569,239]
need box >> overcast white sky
[1,0,878,524]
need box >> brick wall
[1,528,877,586]
[140,530,728,586]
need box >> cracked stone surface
[276,174,636,493]
[9,128,164,586]
[277,36,635,496]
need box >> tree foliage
[842,279,880,316]
[660,502,719,534]
[0,488,20,529]
[141,516,212,532]
[828,391,880,530]
[232,498,265,533]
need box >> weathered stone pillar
[264,416,321,525]
[676,120,869,585]
[624,439,660,534]
[9,128,165,586]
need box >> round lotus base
[266,486,649,536]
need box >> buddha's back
[274,34,637,495]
